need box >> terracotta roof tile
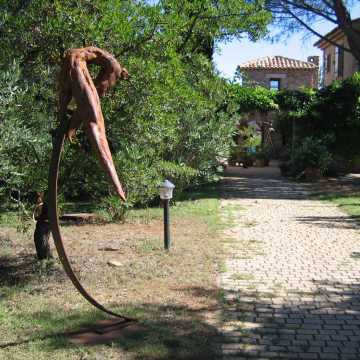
[239,56,318,70]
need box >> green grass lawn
[0,184,225,360]
[0,184,222,229]
[318,192,360,217]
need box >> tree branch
[283,4,351,52]
[280,0,338,23]
[177,13,201,53]
[321,0,335,10]
[28,141,41,164]
[199,12,258,20]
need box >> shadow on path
[222,163,360,202]
[220,281,360,359]
[221,164,310,201]
[296,215,360,230]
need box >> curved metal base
[48,126,134,321]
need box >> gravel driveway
[219,164,360,360]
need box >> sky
[214,5,360,80]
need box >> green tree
[0,0,270,257]
[274,74,360,172]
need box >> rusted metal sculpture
[59,46,128,200]
[48,47,132,320]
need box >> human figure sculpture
[59,46,128,201]
[37,47,134,319]
[34,47,128,260]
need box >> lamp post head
[159,179,175,200]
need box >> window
[334,46,344,78]
[269,78,281,90]
[326,54,331,73]
[334,47,339,76]
[337,47,344,77]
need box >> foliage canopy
[0,0,270,210]
[229,84,278,113]
[274,73,360,174]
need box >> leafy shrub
[291,137,332,175]
[0,62,51,211]
[229,125,260,166]
[279,161,291,177]
[304,73,360,160]
[276,88,315,113]
[229,85,278,113]
[324,159,352,177]
[99,195,132,223]
[157,161,198,197]
[238,126,261,149]
[275,74,360,168]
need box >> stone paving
[219,165,360,360]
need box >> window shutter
[326,54,331,73]
[334,47,339,76]
[338,47,344,77]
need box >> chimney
[307,56,320,66]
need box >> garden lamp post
[159,180,175,250]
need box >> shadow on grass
[3,277,360,358]
[338,203,360,208]
[4,280,360,358]
[0,297,220,360]
[0,253,65,291]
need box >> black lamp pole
[159,179,175,251]
[163,199,170,250]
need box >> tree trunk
[34,202,52,260]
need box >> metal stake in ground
[159,180,175,250]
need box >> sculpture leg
[67,109,84,141]
[70,64,126,201]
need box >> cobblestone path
[219,165,360,360]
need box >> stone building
[232,56,319,163]
[314,19,360,87]
[238,55,319,90]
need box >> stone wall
[242,68,318,89]
[322,36,359,86]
